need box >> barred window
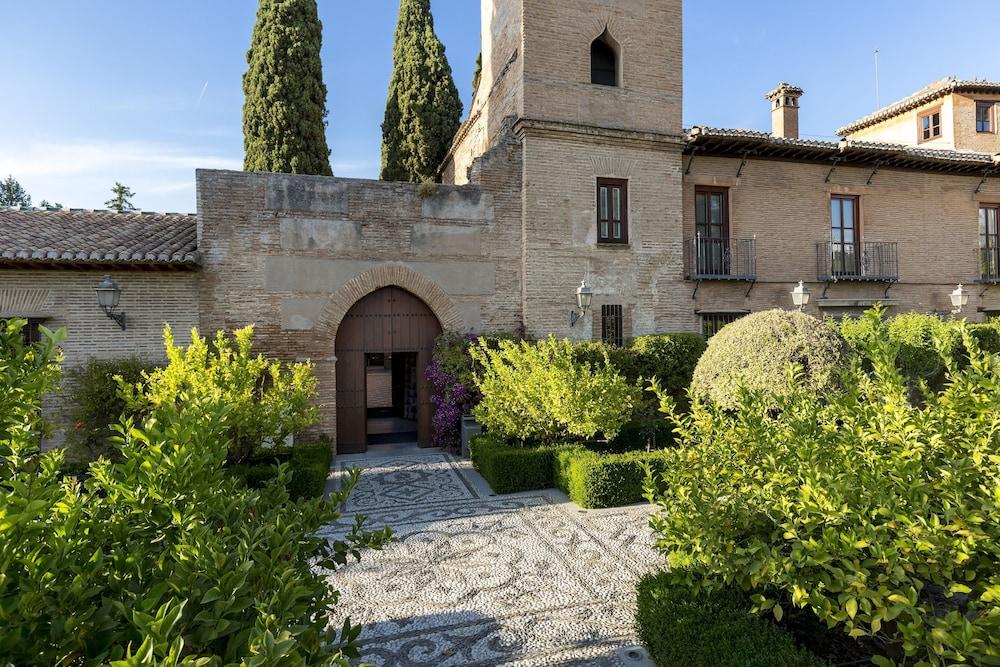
[601,304,624,347]
[700,312,745,338]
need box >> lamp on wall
[570,279,594,327]
[95,275,126,330]
[950,284,970,315]
[791,281,811,311]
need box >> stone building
[3,0,1000,453]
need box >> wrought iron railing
[978,247,1000,283]
[816,241,898,282]
[684,237,757,280]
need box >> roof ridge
[0,206,195,216]
[837,77,1000,136]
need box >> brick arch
[313,263,464,341]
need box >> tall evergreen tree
[380,0,463,183]
[242,0,333,176]
[0,175,31,208]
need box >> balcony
[684,237,757,281]
[816,241,898,282]
[978,247,1000,284]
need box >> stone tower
[443,0,691,339]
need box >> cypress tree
[380,0,463,183]
[242,0,332,176]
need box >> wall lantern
[96,274,127,330]
[950,284,970,315]
[791,281,811,311]
[570,279,594,327]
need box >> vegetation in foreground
[0,318,390,665]
[647,309,1000,665]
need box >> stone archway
[332,284,445,454]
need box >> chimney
[766,83,804,140]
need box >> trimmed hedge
[229,442,333,500]
[553,447,671,509]
[469,433,572,494]
[636,572,827,667]
[692,309,848,409]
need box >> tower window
[591,38,617,87]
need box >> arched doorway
[334,286,442,454]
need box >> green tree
[0,175,31,207]
[38,200,63,209]
[472,51,482,92]
[380,0,463,183]
[242,0,333,176]
[104,182,136,212]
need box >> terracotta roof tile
[837,77,1000,136]
[0,209,198,268]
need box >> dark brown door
[334,287,442,454]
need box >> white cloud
[0,139,241,212]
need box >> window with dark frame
[981,204,1000,280]
[918,107,942,143]
[0,317,44,346]
[597,178,628,244]
[831,195,860,277]
[976,101,995,133]
[591,38,617,86]
[601,304,624,347]
[700,312,745,338]
[694,186,730,275]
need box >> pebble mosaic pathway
[321,448,661,667]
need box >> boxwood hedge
[553,447,671,509]
[229,442,332,500]
[636,571,827,667]
[469,433,573,493]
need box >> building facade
[2,0,1000,453]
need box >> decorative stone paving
[322,449,660,667]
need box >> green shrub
[691,309,848,409]
[469,433,572,494]
[231,442,333,500]
[64,356,156,460]
[620,333,707,399]
[0,320,390,665]
[119,325,319,463]
[553,447,671,509]
[471,336,640,443]
[650,311,1000,665]
[607,418,674,451]
[636,571,827,667]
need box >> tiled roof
[0,208,199,268]
[685,126,1000,174]
[837,77,1000,135]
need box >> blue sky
[1,1,996,213]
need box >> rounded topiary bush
[691,309,848,409]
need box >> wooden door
[334,287,442,454]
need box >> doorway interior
[365,351,419,445]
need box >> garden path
[320,446,659,667]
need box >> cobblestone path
[321,448,660,667]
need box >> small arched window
[591,37,617,87]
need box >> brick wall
[0,269,199,445]
[682,155,1000,318]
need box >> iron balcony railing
[978,247,1000,283]
[684,237,757,281]
[816,241,898,282]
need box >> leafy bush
[836,308,1000,393]
[64,356,156,460]
[691,309,848,409]
[119,325,318,463]
[0,321,390,665]
[230,442,333,500]
[636,571,827,667]
[553,447,671,509]
[606,418,674,451]
[469,433,572,494]
[471,336,640,443]
[425,332,512,451]
[650,311,1000,665]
